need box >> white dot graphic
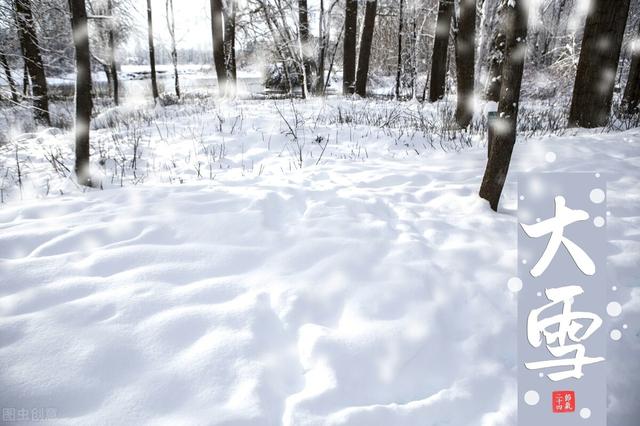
[522,259,528,265]
[594,216,605,227]
[611,329,622,341]
[519,195,525,201]
[580,408,592,419]
[595,173,601,178]
[524,390,540,406]
[508,277,523,293]
[607,302,622,317]
[537,291,542,297]
[545,152,556,163]
[590,188,605,204]
[538,372,544,378]
[612,286,617,291]
[623,324,628,329]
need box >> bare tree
[107,0,119,105]
[479,0,528,211]
[484,0,506,101]
[210,0,226,94]
[146,0,159,100]
[343,0,357,94]
[568,0,631,128]
[395,0,403,99]
[454,0,476,128]
[0,50,19,102]
[623,19,640,114]
[166,0,180,98]
[15,0,50,124]
[355,0,377,97]
[223,0,237,92]
[68,0,93,186]
[428,0,453,102]
[297,0,311,97]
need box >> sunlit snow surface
[0,99,638,425]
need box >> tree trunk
[210,0,227,95]
[429,0,453,102]
[622,20,640,114]
[146,0,159,100]
[68,0,93,186]
[22,62,29,96]
[223,0,237,93]
[395,0,404,99]
[568,0,631,128]
[455,0,476,128]
[355,0,377,97]
[343,0,357,94]
[15,0,50,124]
[298,0,312,98]
[315,0,327,95]
[107,0,119,105]
[479,0,529,211]
[484,0,506,101]
[0,52,19,103]
[166,0,180,98]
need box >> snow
[0,99,639,425]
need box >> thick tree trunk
[622,20,640,114]
[0,52,19,102]
[166,0,180,98]
[454,0,476,128]
[355,0,377,97]
[22,62,29,96]
[484,0,506,101]
[15,0,49,124]
[479,0,529,211]
[395,0,404,99]
[68,0,93,186]
[107,0,119,105]
[568,0,631,128]
[223,1,237,93]
[146,0,159,100]
[210,0,227,95]
[298,0,311,98]
[343,0,357,94]
[429,0,453,102]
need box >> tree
[146,0,159,100]
[479,0,529,211]
[15,0,50,124]
[297,0,311,97]
[68,0,93,186]
[454,0,476,128]
[355,0,377,97]
[484,0,506,101]
[166,0,180,98]
[428,0,453,102]
[223,0,237,92]
[210,0,226,95]
[568,0,631,128]
[342,0,357,94]
[622,20,640,114]
[107,0,119,105]
[395,0,403,99]
[0,51,19,102]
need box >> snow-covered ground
[0,98,638,425]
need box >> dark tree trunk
[22,62,29,96]
[107,0,119,105]
[146,0,159,100]
[68,0,93,186]
[484,0,506,101]
[622,20,640,114]
[0,52,19,102]
[429,0,454,102]
[343,0,357,94]
[15,0,49,124]
[298,0,312,97]
[355,0,377,97]
[223,1,237,92]
[395,0,404,99]
[166,0,180,98]
[210,0,227,95]
[568,0,631,128]
[315,0,327,95]
[454,0,476,128]
[479,0,529,211]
